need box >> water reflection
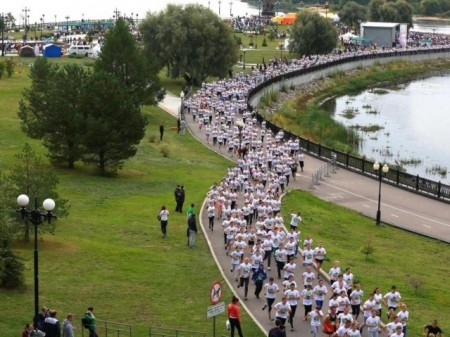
[324,75,450,183]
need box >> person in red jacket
[228,296,244,337]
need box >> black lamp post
[235,119,244,158]
[1,13,5,57]
[243,50,246,69]
[22,7,30,42]
[65,15,70,34]
[279,42,283,59]
[229,1,233,16]
[373,161,389,225]
[17,194,57,329]
[40,15,44,39]
[218,0,222,16]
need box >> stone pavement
[158,91,450,336]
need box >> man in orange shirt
[228,296,244,337]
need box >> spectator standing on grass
[22,323,33,337]
[44,310,61,337]
[84,307,98,337]
[228,296,244,337]
[187,214,197,248]
[158,205,169,238]
[423,320,443,337]
[159,122,164,141]
[62,314,75,337]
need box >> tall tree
[290,11,338,57]
[18,58,89,168]
[9,144,69,242]
[94,17,164,106]
[140,4,239,85]
[339,1,368,32]
[368,0,413,27]
[80,71,146,175]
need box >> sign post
[209,281,223,337]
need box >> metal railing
[248,47,450,202]
[81,319,132,337]
[148,326,206,337]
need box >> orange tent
[281,13,297,25]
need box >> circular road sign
[210,281,223,304]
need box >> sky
[5,0,259,24]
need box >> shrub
[262,38,268,47]
[5,58,15,78]
[148,135,157,143]
[160,145,170,157]
[0,248,25,289]
[0,62,4,79]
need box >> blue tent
[43,44,62,58]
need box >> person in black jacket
[187,214,197,248]
[43,310,61,337]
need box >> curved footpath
[159,91,450,336]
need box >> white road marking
[422,224,431,228]
[362,204,370,208]
[319,181,450,228]
[391,214,399,218]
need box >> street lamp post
[40,15,44,39]
[229,1,233,16]
[65,16,70,34]
[235,119,244,158]
[243,50,246,69]
[22,7,30,42]
[17,194,57,329]
[373,161,389,225]
[279,42,283,59]
[218,0,222,16]
[1,13,5,57]
[180,90,185,117]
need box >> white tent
[340,32,358,42]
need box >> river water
[324,75,450,183]
[7,0,259,24]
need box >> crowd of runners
[181,45,449,337]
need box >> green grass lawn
[282,189,450,335]
[0,62,262,336]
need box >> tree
[18,58,89,168]
[94,18,164,106]
[368,0,413,27]
[420,0,442,15]
[80,71,146,175]
[140,4,239,85]
[339,1,367,33]
[9,144,69,242]
[290,11,338,57]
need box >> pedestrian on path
[299,153,305,172]
[228,296,244,337]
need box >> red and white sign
[210,281,222,305]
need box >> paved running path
[159,91,450,336]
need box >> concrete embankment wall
[248,51,450,107]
